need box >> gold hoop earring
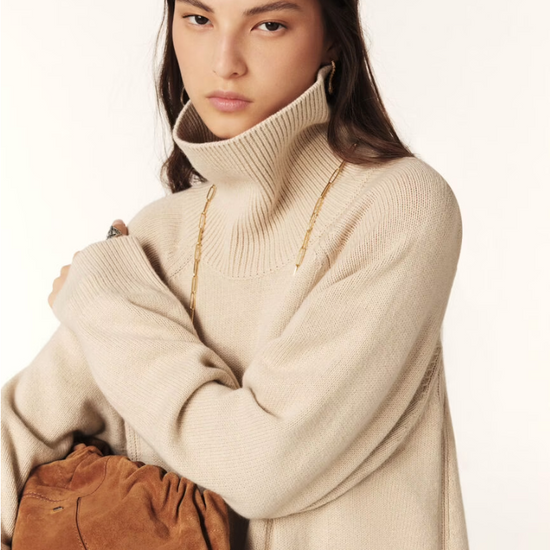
[328,60,336,95]
[180,86,185,105]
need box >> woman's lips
[208,96,251,112]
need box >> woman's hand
[48,219,128,309]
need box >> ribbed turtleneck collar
[171,64,369,277]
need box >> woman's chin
[200,109,261,140]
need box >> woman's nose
[211,35,247,80]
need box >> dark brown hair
[153,0,416,194]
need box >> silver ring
[106,226,124,240]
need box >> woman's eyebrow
[176,0,303,17]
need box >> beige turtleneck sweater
[1,64,470,549]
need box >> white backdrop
[1,1,549,548]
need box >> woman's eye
[182,15,286,33]
[183,14,210,26]
[257,21,286,32]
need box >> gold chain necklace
[189,143,358,326]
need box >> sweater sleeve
[1,324,126,548]
[51,173,462,520]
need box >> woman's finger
[50,219,127,310]
[49,264,71,309]
[111,219,128,235]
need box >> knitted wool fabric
[2,64,470,549]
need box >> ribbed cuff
[52,235,172,328]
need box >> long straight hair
[153,0,416,194]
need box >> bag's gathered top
[12,440,231,550]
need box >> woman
[2,1,470,549]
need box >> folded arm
[52,172,462,520]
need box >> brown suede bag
[12,439,231,550]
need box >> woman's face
[172,0,335,139]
